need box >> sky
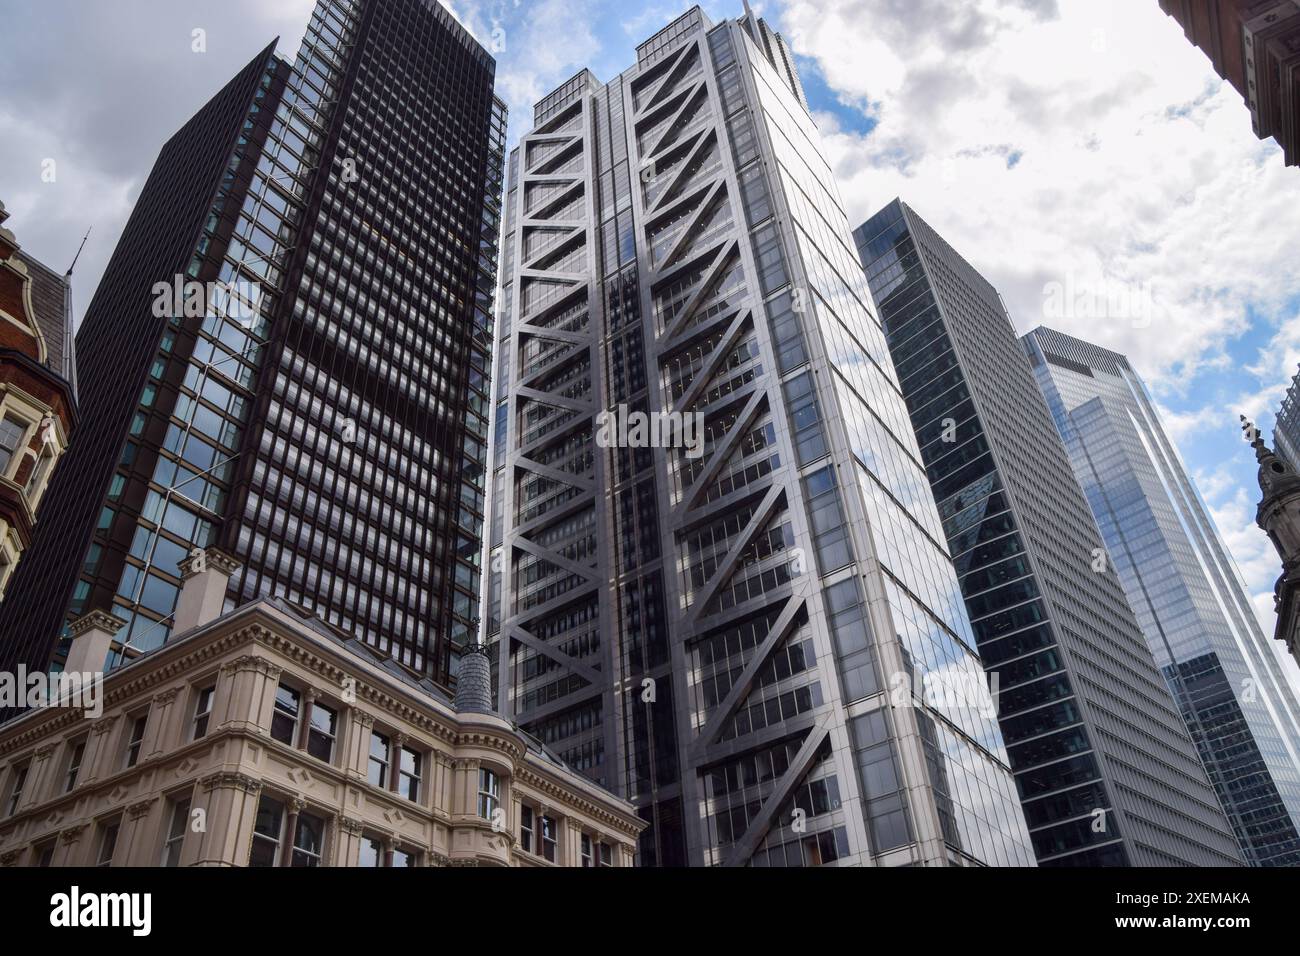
[2,0,1299,668]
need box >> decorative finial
[1242,415,1267,461]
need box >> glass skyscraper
[854,200,1244,866]
[0,0,504,689]
[489,5,1035,867]
[1024,325,1300,866]
[1274,364,1300,470]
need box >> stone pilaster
[193,771,262,866]
[336,815,365,867]
[80,712,120,785]
[120,795,160,866]
[145,687,180,760]
[219,654,282,736]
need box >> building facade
[1158,0,1300,166]
[0,201,77,600]
[0,552,642,867]
[1248,419,1300,670]
[1273,363,1300,469]
[1024,326,1300,866]
[0,0,504,690]
[853,200,1243,866]
[488,6,1036,867]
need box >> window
[520,805,534,853]
[398,745,421,802]
[162,796,191,867]
[358,834,384,867]
[270,684,300,745]
[581,833,593,867]
[367,731,389,788]
[124,713,148,768]
[541,814,557,863]
[477,767,499,820]
[306,701,337,762]
[24,444,55,499]
[64,737,86,792]
[0,415,28,477]
[5,762,28,817]
[34,839,55,867]
[359,835,415,867]
[599,842,613,867]
[250,795,283,867]
[292,811,325,867]
[97,820,121,867]
[192,685,215,739]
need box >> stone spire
[1243,415,1300,498]
[454,641,494,715]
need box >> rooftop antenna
[66,226,91,277]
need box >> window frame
[477,767,500,820]
[161,794,192,867]
[270,682,301,745]
[192,684,215,740]
[64,736,87,793]
[96,817,122,867]
[124,711,149,768]
[4,760,29,817]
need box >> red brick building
[0,201,77,599]
[1159,0,1300,165]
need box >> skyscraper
[1157,0,1300,166]
[489,5,1035,867]
[853,200,1243,866]
[0,0,505,690]
[1024,325,1300,866]
[1273,364,1300,469]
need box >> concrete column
[194,771,262,866]
[22,742,58,810]
[345,710,375,781]
[65,609,124,675]
[54,824,88,866]
[337,816,365,866]
[279,796,306,867]
[296,687,319,751]
[564,818,584,867]
[120,796,161,866]
[218,656,282,736]
[145,687,180,760]
[80,713,121,785]
[172,548,241,635]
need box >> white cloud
[777,0,1300,393]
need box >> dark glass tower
[0,0,504,690]
[853,200,1243,866]
[490,7,1035,868]
[1025,325,1300,866]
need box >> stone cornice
[68,609,124,638]
[127,797,157,820]
[516,765,646,838]
[199,771,261,795]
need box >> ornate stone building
[1246,417,1300,668]
[0,200,77,600]
[0,550,642,867]
[1158,0,1300,166]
